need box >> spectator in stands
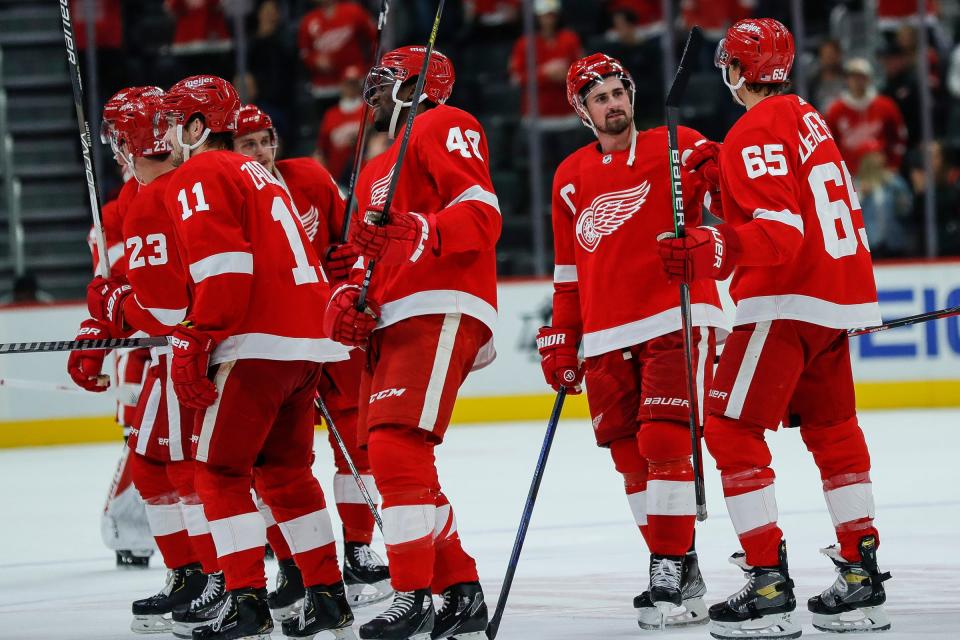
[680,0,754,68]
[316,65,365,185]
[910,141,960,255]
[598,1,664,122]
[826,58,908,174]
[298,0,376,117]
[808,39,846,112]
[509,0,582,127]
[856,141,915,257]
[947,41,960,143]
[246,0,297,143]
[605,0,663,41]
[71,0,126,102]
[164,0,233,80]
[465,0,521,41]
[877,0,950,54]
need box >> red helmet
[113,95,172,159]
[101,86,164,145]
[715,18,795,84]
[234,104,275,138]
[565,53,635,128]
[363,45,456,107]
[159,75,241,135]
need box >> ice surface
[1,408,958,639]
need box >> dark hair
[185,114,234,150]
[731,61,791,96]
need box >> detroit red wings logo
[370,165,396,207]
[575,182,650,252]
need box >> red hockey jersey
[718,95,880,329]
[552,127,728,358]
[121,170,190,337]
[509,29,584,117]
[825,92,908,173]
[317,101,365,183]
[164,150,349,365]
[353,105,500,336]
[297,2,376,92]
[274,157,346,253]
[90,178,139,277]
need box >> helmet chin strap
[126,152,147,186]
[176,123,211,161]
[721,66,747,107]
[388,81,428,140]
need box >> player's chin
[600,116,629,135]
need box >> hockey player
[658,18,891,638]
[158,75,355,640]
[537,52,727,629]
[326,47,499,640]
[233,105,391,614]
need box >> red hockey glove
[67,319,112,392]
[170,325,218,410]
[324,243,361,282]
[323,283,380,347]
[87,276,132,330]
[351,208,438,265]
[684,140,723,218]
[536,326,583,394]
[657,225,740,283]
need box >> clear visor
[362,66,399,107]
[100,119,115,147]
[714,38,731,69]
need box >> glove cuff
[715,223,742,279]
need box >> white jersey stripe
[447,185,501,215]
[135,376,162,456]
[418,313,461,432]
[189,251,254,283]
[195,361,236,463]
[753,208,804,234]
[553,264,578,283]
[725,321,771,420]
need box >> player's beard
[596,110,630,135]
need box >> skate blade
[271,599,304,622]
[172,620,204,639]
[346,579,393,608]
[130,614,173,634]
[812,605,891,633]
[637,597,709,630]
[448,632,488,640]
[710,613,801,639]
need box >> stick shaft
[0,336,168,355]
[848,305,960,337]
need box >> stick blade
[665,26,705,107]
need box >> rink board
[1,260,959,447]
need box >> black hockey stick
[0,336,168,355]
[486,387,567,640]
[356,0,446,310]
[60,0,110,278]
[665,27,707,522]
[314,395,383,533]
[339,0,391,243]
[848,304,960,337]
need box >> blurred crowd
[72,0,960,263]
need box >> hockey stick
[665,26,707,522]
[0,377,99,393]
[60,0,110,278]
[848,304,960,337]
[0,336,168,355]
[356,0,446,310]
[314,395,383,533]
[486,387,566,640]
[339,0,391,243]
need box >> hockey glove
[67,319,112,392]
[657,225,740,283]
[87,275,133,330]
[323,283,380,347]
[324,242,362,282]
[536,326,583,394]
[351,207,438,265]
[170,325,218,410]
[683,140,723,218]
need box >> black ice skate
[635,550,708,630]
[269,558,306,622]
[173,572,227,639]
[281,582,357,639]
[808,536,892,633]
[117,549,153,569]
[131,562,206,633]
[709,542,801,640]
[192,587,273,640]
[358,588,434,640]
[343,542,393,607]
[431,581,488,639]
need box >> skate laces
[191,572,224,609]
[650,557,681,591]
[352,544,383,569]
[212,591,234,632]
[159,569,177,597]
[377,591,417,623]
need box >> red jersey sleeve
[550,159,583,335]
[416,110,502,256]
[719,122,804,267]
[297,12,320,69]
[879,96,907,170]
[165,158,252,342]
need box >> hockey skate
[131,562,206,633]
[431,581,488,639]
[117,549,153,568]
[808,536,891,633]
[343,542,392,607]
[708,542,801,640]
[269,558,306,622]
[192,587,274,640]
[281,582,357,639]
[173,572,227,638]
[358,589,434,640]
[635,550,708,630]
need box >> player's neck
[134,159,173,184]
[741,90,771,111]
[597,128,632,154]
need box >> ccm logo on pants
[370,388,407,404]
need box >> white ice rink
[1,409,958,639]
